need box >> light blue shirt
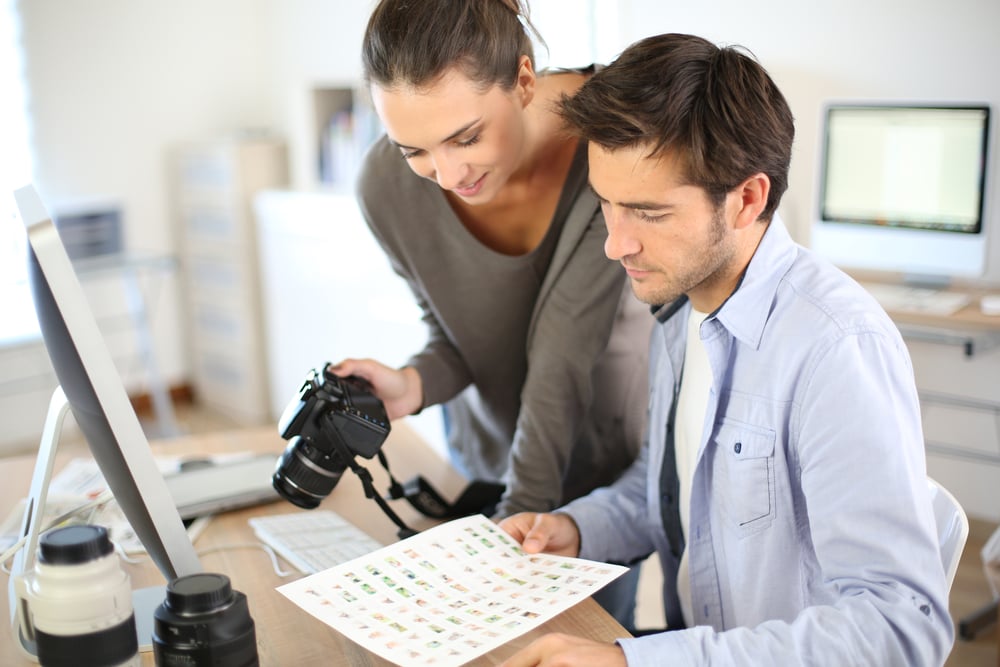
[564,217,953,665]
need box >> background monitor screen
[811,103,992,283]
[15,184,201,581]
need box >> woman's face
[370,65,532,204]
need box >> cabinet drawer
[191,348,268,423]
[906,339,1000,403]
[921,399,1000,460]
[178,202,251,249]
[175,147,237,193]
[183,254,259,307]
[188,299,261,359]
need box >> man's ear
[515,55,536,108]
[733,173,770,229]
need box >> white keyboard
[863,283,971,316]
[249,510,383,574]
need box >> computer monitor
[810,103,992,286]
[9,185,202,657]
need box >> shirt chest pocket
[712,420,776,537]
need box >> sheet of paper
[277,514,627,667]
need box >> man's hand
[498,512,581,557]
[328,358,423,419]
[500,633,627,667]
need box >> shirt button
[920,604,931,616]
[734,442,742,454]
[662,492,673,505]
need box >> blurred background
[3,0,1000,497]
[2,1,999,662]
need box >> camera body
[272,364,391,509]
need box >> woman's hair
[560,33,794,221]
[362,0,542,91]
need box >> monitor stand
[7,387,162,659]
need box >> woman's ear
[515,55,535,108]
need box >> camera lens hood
[153,573,258,667]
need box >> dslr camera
[272,363,391,509]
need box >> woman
[334,0,650,603]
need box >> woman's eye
[457,134,481,148]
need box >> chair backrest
[927,477,969,592]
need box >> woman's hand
[328,358,424,420]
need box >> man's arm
[617,328,954,666]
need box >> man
[499,33,953,666]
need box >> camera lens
[153,572,258,667]
[27,524,139,667]
[271,436,347,509]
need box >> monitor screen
[811,103,992,283]
[14,184,202,581]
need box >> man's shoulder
[778,248,899,339]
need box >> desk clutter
[12,524,258,667]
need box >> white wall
[257,0,376,189]
[613,0,1000,282]
[2,0,283,451]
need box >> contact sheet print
[277,514,627,666]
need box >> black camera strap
[378,453,505,520]
[323,418,505,537]
[375,449,505,521]
[324,424,419,540]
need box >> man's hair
[560,33,794,220]
[362,0,541,92]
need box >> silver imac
[8,185,202,658]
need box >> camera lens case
[25,524,139,667]
[152,572,258,667]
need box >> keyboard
[862,283,972,316]
[249,510,383,574]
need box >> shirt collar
[654,213,799,348]
[714,213,798,349]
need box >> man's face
[589,143,741,312]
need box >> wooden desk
[1,423,630,666]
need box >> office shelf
[171,137,289,423]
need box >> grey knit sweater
[356,135,652,516]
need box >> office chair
[927,477,969,593]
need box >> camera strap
[325,438,506,540]
[325,434,419,539]
[373,451,505,520]
[382,470,505,520]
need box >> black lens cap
[166,573,235,615]
[38,524,113,565]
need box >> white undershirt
[674,307,711,627]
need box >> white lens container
[20,524,140,667]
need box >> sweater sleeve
[496,202,629,515]
[355,138,473,408]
